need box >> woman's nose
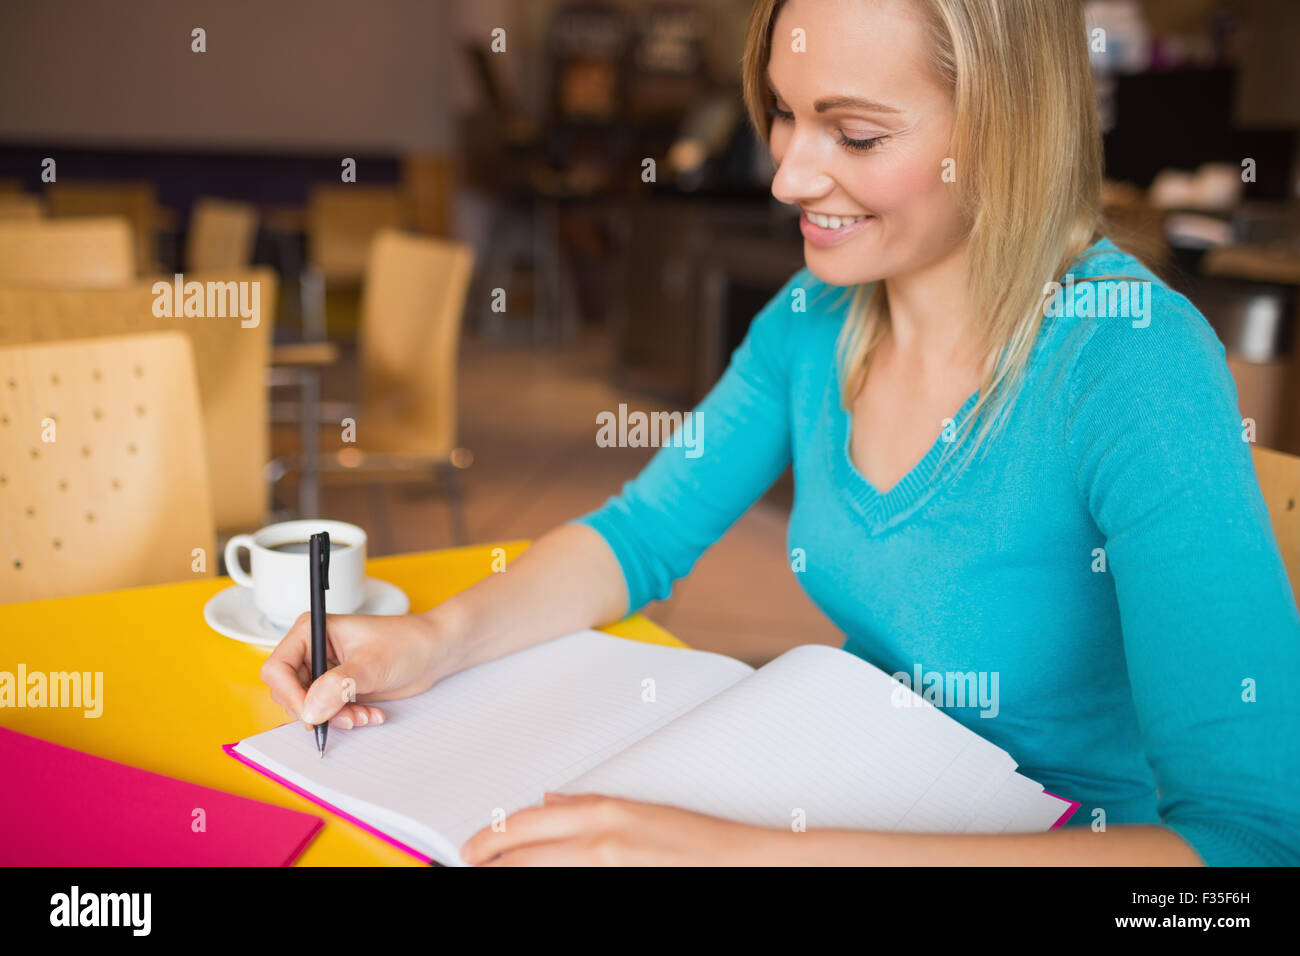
[769,131,834,206]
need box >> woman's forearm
[751,824,1205,865]
[425,523,630,677]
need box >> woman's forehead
[769,0,942,107]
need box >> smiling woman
[262,0,1300,868]
[743,0,1105,478]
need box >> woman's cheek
[858,152,955,228]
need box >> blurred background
[1,0,1298,664]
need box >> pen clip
[313,531,330,590]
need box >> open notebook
[227,630,1077,865]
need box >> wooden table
[0,543,683,865]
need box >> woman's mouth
[800,210,875,247]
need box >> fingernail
[300,707,321,725]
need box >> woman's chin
[803,255,887,289]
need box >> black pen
[309,531,330,758]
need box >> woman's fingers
[461,801,602,864]
[324,702,387,730]
[260,613,313,716]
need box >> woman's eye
[837,132,886,153]
[767,99,886,154]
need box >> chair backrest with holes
[0,269,276,533]
[46,182,159,276]
[186,197,259,273]
[359,229,474,459]
[1253,445,1300,611]
[0,332,214,602]
[0,217,135,287]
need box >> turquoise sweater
[575,237,1300,866]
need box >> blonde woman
[262,0,1300,865]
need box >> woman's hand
[459,793,773,866]
[260,611,463,730]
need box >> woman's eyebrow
[813,94,902,115]
[767,74,903,115]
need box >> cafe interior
[1,0,1299,665]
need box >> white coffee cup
[224,519,368,629]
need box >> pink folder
[0,727,323,866]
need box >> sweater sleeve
[571,269,809,616]
[1065,288,1300,866]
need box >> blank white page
[233,630,752,864]
[560,643,1020,834]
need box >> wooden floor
[272,329,843,666]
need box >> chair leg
[437,463,468,546]
[367,482,394,556]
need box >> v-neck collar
[825,365,980,533]
[816,236,1114,533]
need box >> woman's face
[767,0,968,288]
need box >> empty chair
[46,181,161,276]
[1253,445,1300,612]
[0,269,277,535]
[307,185,408,285]
[278,229,474,547]
[186,197,259,272]
[0,217,135,287]
[0,331,214,602]
[0,193,42,220]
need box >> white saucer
[203,578,411,648]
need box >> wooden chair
[0,331,214,602]
[0,217,135,287]
[306,185,408,285]
[186,197,259,272]
[1253,445,1300,611]
[0,194,42,220]
[46,181,161,276]
[0,270,277,535]
[275,229,474,548]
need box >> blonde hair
[742,0,1106,477]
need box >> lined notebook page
[234,631,752,863]
[963,772,1072,833]
[560,644,1019,833]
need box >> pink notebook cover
[1046,792,1080,828]
[223,739,1079,864]
[0,727,323,866]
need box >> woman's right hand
[260,610,463,731]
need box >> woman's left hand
[459,792,769,866]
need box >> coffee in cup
[224,519,368,629]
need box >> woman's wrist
[419,598,475,683]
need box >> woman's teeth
[805,212,870,229]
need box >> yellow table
[0,542,683,865]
